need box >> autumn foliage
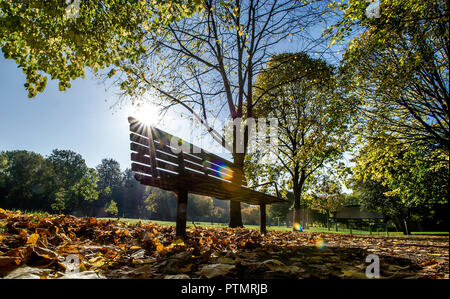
[0,209,448,279]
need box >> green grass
[100,217,448,237]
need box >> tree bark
[292,167,306,230]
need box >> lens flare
[315,237,326,250]
[210,161,233,180]
[293,222,303,232]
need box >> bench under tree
[128,117,285,237]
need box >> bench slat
[151,126,233,168]
[131,140,232,181]
[131,162,152,176]
[130,132,149,146]
[131,131,235,180]
[130,142,150,155]
[131,152,151,165]
[151,140,234,181]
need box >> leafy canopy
[0,0,202,97]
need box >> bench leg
[260,203,267,235]
[175,190,188,237]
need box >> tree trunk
[327,212,330,231]
[403,219,410,235]
[292,167,306,230]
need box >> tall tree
[66,168,101,216]
[113,0,328,227]
[251,52,354,228]
[95,158,123,216]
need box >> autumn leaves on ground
[0,209,448,279]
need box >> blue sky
[0,55,230,170]
[0,56,150,170]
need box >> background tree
[113,0,329,227]
[120,168,148,219]
[0,150,55,211]
[325,0,448,234]
[71,168,101,216]
[241,205,260,225]
[144,188,178,221]
[95,158,123,216]
[268,192,294,226]
[47,149,88,190]
[251,52,354,229]
[187,195,214,222]
[306,174,346,230]
[104,200,119,217]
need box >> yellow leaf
[26,233,39,246]
[79,261,87,272]
[180,263,193,273]
[341,269,367,279]
[388,264,410,271]
[167,239,185,249]
[155,242,165,252]
[89,256,106,269]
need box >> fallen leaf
[197,264,235,278]
[179,263,193,273]
[341,269,367,279]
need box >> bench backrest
[128,117,245,186]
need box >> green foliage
[350,134,449,232]
[187,195,213,221]
[250,52,355,217]
[71,168,101,213]
[0,150,55,211]
[47,149,88,190]
[0,0,201,97]
[352,135,448,208]
[241,205,260,225]
[104,200,118,217]
[325,0,449,232]
[329,0,449,152]
[306,175,346,215]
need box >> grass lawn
[101,217,448,237]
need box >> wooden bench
[128,117,285,236]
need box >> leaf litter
[0,209,448,279]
